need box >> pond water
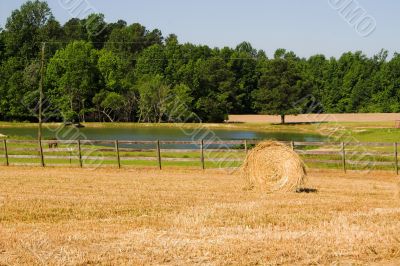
[0,125,325,144]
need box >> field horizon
[229,113,400,124]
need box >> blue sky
[1,0,399,58]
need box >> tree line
[0,1,399,124]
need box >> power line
[0,55,261,62]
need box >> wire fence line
[0,139,400,174]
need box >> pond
[0,125,325,144]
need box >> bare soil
[229,113,400,123]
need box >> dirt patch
[229,113,400,123]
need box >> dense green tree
[3,0,52,59]
[96,49,137,121]
[137,75,170,122]
[93,91,125,122]
[228,42,259,113]
[0,29,5,63]
[0,57,28,120]
[105,23,162,59]
[164,34,186,85]
[193,57,236,122]
[135,44,167,77]
[97,49,126,91]
[304,55,328,107]
[0,1,62,121]
[85,14,110,49]
[252,50,308,124]
[368,53,400,112]
[46,41,99,122]
[166,84,195,122]
[1,1,400,124]
[63,18,87,43]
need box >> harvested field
[0,167,400,265]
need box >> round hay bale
[241,141,306,193]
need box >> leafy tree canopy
[0,1,399,124]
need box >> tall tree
[105,23,162,59]
[192,57,236,122]
[229,42,260,113]
[96,49,137,121]
[0,57,28,120]
[85,13,110,49]
[369,53,400,112]
[2,0,400,124]
[46,41,100,122]
[166,84,195,122]
[137,75,170,123]
[135,44,167,77]
[252,49,308,124]
[0,28,5,63]
[63,18,88,43]
[3,0,52,59]
[93,91,126,122]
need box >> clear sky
[1,0,399,58]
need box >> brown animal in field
[48,139,59,149]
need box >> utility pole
[38,42,45,167]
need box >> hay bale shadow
[296,188,318,194]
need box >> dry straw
[241,141,306,193]
[396,182,400,199]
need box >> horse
[48,139,59,149]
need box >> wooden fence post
[200,140,205,170]
[39,139,45,167]
[395,142,398,175]
[291,141,295,151]
[77,140,83,168]
[244,139,248,154]
[156,140,162,170]
[341,142,346,173]
[115,140,121,169]
[3,139,9,166]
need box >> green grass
[0,120,398,136]
[0,144,395,171]
[1,156,242,169]
[337,128,400,143]
[0,140,245,169]
[1,121,400,171]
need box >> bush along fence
[0,139,400,174]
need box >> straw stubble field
[0,167,400,265]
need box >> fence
[0,139,399,174]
